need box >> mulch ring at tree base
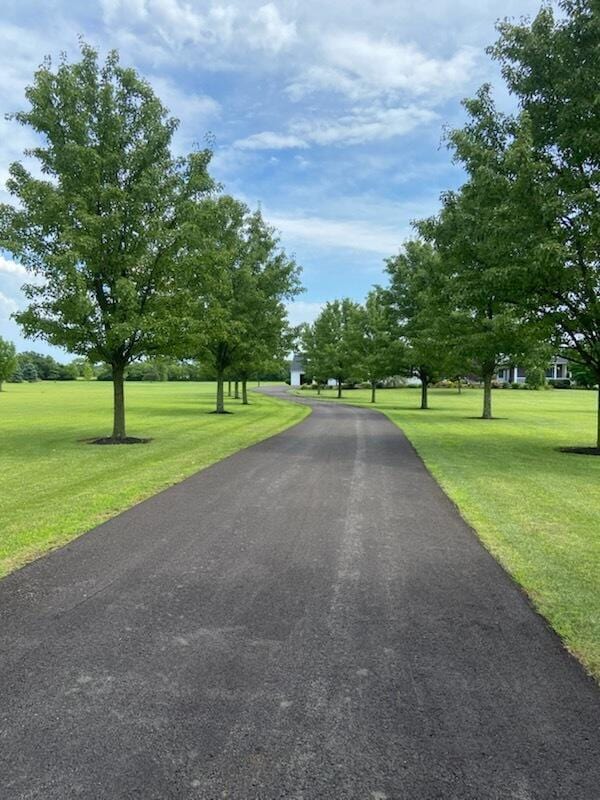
[81,437,153,445]
[558,446,600,456]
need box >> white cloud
[100,0,295,55]
[149,75,220,120]
[288,33,477,101]
[268,214,402,255]
[235,131,308,150]
[285,300,324,327]
[248,4,297,52]
[0,290,18,319]
[293,105,437,146]
[236,104,437,150]
[0,256,26,277]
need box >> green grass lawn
[0,381,308,577]
[297,385,600,679]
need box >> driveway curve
[1,387,599,799]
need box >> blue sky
[0,0,546,360]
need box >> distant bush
[525,367,546,390]
[548,378,572,389]
[21,362,38,382]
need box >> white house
[289,355,337,387]
[290,355,305,387]
[496,356,572,384]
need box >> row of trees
[0,45,300,440]
[302,1,600,448]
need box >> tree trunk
[112,363,126,440]
[482,371,493,419]
[317,383,321,395]
[242,379,248,405]
[0,381,3,392]
[216,371,226,413]
[457,378,462,395]
[371,381,376,403]
[420,376,428,410]
[227,380,232,397]
[234,380,240,399]
[337,378,342,399]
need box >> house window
[546,368,554,378]
[556,364,564,378]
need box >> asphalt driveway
[1,387,598,799]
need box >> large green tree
[232,211,300,405]
[385,240,459,410]
[0,337,17,391]
[420,89,550,419]
[302,299,362,398]
[0,44,214,441]
[183,198,301,413]
[353,288,404,403]
[490,0,600,446]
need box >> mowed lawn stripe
[0,381,309,577]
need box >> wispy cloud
[268,213,403,255]
[235,132,309,151]
[288,33,478,101]
[235,104,437,150]
[285,300,324,327]
[0,256,26,277]
[0,290,18,318]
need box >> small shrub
[548,378,572,389]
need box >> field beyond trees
[296,385,600,678]
[0,381,308,577]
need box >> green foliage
[419,90,551,418]
[352,288,404,401]
[182,197,301,411]
[0,42,214,439]
[21,362,38,382]
[301,299,362,396]
[569,360,597,388]
[16,351,76,380]
[525,367,546,390]
[0,337,18,390]
[489,1,600,440]
[385,240,462,409]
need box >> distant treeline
[6,351,288,384]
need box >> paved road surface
[1,388,599,799]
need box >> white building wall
[290,369,302,387]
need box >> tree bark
[482,371,493,419]
[216,371,226,413]
[227,380,232,397]
[457,378,462,395]
[337,378,342,399]
[371,381,376,403]
[242,379,248,405]
[112,363,126,440]
[234,380,240,399]
[317,383,321,395]
[0,381,3,392]
[420,375,428,410]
